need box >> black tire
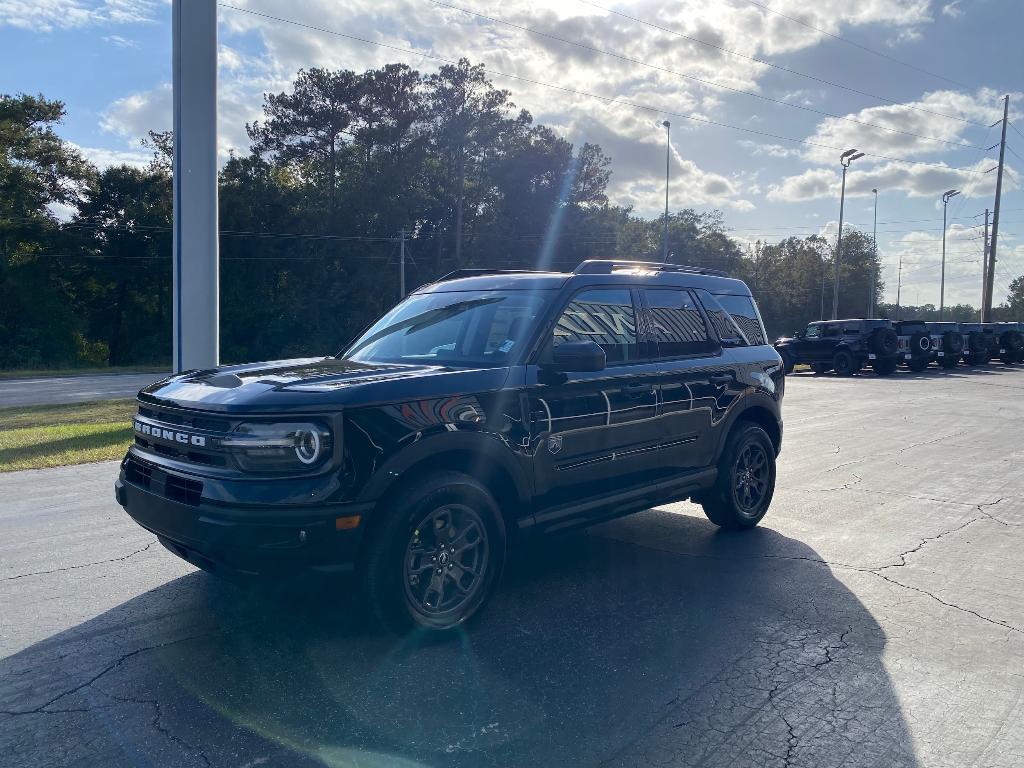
[870,328,898,356]
[810,362,831,375]
[907,357,930,373]
[910,332,931,355]
[702,422,776,530]
[833,349,857,376]
[942,332,964,354]
[780,352,795,375]
[871,357,899,376]
[939,355,959,369]
[999,353,1017,366]
[967,333,987,354]
[358,471,506,634]
[1002,330,1023,352]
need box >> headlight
[221,422,332,472]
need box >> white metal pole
[172,0,219,372]
[399,227,406,298]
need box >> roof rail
[435,268,539,282]
[574,259,727,277]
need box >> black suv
[925,322,965,369]
[115,261,784,632]
[993,322,1023,365]
[960,323,994,366]
[893,320,933,372]
[774,319,899,376]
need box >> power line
[574,0,985,127]
[736,0,973,90]
[431,0,983,148]
[218,3,991,176]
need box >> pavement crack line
[95,689,212,767]
[0,541,156,582]
[0,633,210,717]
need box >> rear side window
[712,294,767,346]
[553,288,638,364]
[643,289,718,357]
[697,290,767,347]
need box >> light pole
[662,120,671,262]
[940,188,960,320]
[833,149,864,319]
[869,188,878,318]
[896,252,903,321]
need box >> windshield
[343,290,551,366]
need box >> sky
[2,0,1023,307]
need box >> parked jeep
[960,323,994,366]
[775,319,900,376]
[925,322,965,369]
[115,260,784,633]
[993,322,1024,365]
[893,320,933,372]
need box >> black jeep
[993,322,1024,365]
[893,320,933,372]
[115,261,784,633]
[960,323,995,366]
[925,322,965,370]
[774,319,899,376]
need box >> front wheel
[358,472,506,633]
[702,423,776,530]
[833,350,857,376]
[939,355,959,370]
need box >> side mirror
[794,330,804,339]
[549,340,606,372]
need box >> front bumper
[115,457,370,580]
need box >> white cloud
[941,2,964,19]
[103,33,137,48]
[72,143,151,168]
[101,82,172,139]
[0,0,156,31]
[767,157,1018,202]
[881,223,987,305]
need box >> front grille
[124,455,203,506]
[133,405,235,469]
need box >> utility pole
[399,227,406,298]
[896,253,903,321]
[870,188,878,318]
[662,120,671,262]
[981,208,990,319]
[940,189,960,320]
[984,94,1009,322]
[833,149,864,319]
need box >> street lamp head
[942,189,960,202]
[662,120,671,128]
[872,188,878,194]
[840,148,859,159]
[849,152,865,161]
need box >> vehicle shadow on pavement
[791,364,1020,381]
[0,509,919,768]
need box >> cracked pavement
[2,367,1024,766]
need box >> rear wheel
[702,423,776,530]
[871,357,899,376]
[833,350,857,376]
[939,355,959,370]
[999,353,1018,366]
[907,357,930,373]
[358,471,506,633]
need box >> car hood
[139,357,512,412]
[774,336,797,347]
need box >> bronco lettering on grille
[134,421,206,447]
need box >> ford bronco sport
[993,322,1023,365]
[115,261,784,633]
[774,319,899,376]
[960,323,994,366]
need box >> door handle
[709,373,734,386]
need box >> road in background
[2,367,1023,767]
[0,373,168,408]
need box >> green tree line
[2,61,1020,369]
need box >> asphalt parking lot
[2,365,1023,768]
[0,372,168,408]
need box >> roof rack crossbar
[574,260,727,277]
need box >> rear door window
[642,289,719,358]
